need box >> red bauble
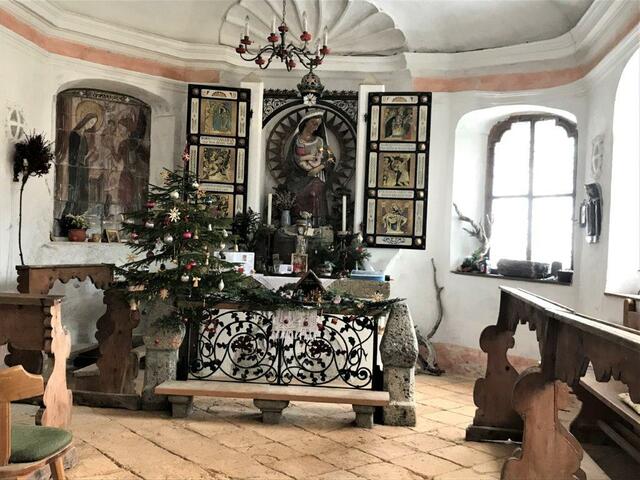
[185,263,193,271]
[189,260,197,268]
[145,201,156,209]
[130,232,139,240]
[182,231,192,239]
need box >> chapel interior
[0,1,639,479]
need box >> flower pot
[68,228,87,242]
[280,209,291,227]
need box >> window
[54,88,151,233]
[486,114,577,269]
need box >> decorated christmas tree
[119,155,245,329]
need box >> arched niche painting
[53,88,151,230]
[264,103,356,229]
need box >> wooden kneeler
[0,366,72,480]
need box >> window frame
[485,113,578,268]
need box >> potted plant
[61,213,89,242]
[273,184,296,226]
[12,132,54,264]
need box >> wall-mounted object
[583,183,602,243]
[187,84,251,219]
[363,92,432,249]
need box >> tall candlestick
[342,195,347,232]
[267,193,273,226]
[244,15,250,37]
[302,11,308,32]
[271,16,276,33]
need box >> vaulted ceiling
[44,0,595,55]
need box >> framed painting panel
[198,146,236,183]
[187,84,251,218]
[363,92,431,249]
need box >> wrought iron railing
[177,308,382,390]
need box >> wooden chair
[0,366,72,480]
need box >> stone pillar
[253,399,289,424]
[380,302,418,426]
[142,326,185,411]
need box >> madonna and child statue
[287,110,336,226]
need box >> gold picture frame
[377,152,415,189]
[103,229,120,243]
[380,105,418,142]
[198,146,236,183]
[291,253,308,274]
[200,98,237,137]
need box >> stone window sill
[451,270,572,286]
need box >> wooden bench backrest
[624,298,640,331]
[0,366,44,466]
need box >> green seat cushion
[10,425,72,463]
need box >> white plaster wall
[1,24,637,360]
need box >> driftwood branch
[453,203,492,258]
[416,258,445,375]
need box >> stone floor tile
[391,452,461,477]
[431,444,497,467]
[433,426,467,443]
[425,410,473,426]
[440,382,476,395]
[351,462,424,480]
[239,441,301,465]
[416,385,455,398]
[355,439,418,461]
[242,421,310,442]
[435,467,497,480]
[420,396,466,410]
[319,427,384,447]
[321,448,381,470]
[393,433,454,453]
[281,432,344,455]
[448,405,477,417]
[215,428,273,448]
[440,392,477,406]
[472,459,505,474]
[368,425,416,439]
[270,455,336,479]
[65,441,127,479]
[466,441,516,458]
[310,470,364,480]
[410,418,447,433]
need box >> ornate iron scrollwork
[187,309,379,389]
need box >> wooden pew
[0,293,71,429]
[466,287,640,480]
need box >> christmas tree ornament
[218,279,225,291]
[219,243,226,251]
[191,180,199,189]
[168,207,181,222]
[192,276,201,287]
[145,201,156,209]
[193,229,199,240]
[124,218,135,225]
[207,223,213,231]
[205,252,210,266]
[180,273,190,283]
[234,243,239,252]
[182,230,193,239]
[170,190,180,200]
[204,196,213,206]
[146,250,154,259]
[126,253,136,263]
[196,188,205,199]
[129,299,139,311]
[159,288,169,300]
[223,229,229,238]
[145,220,155,228]
[185,262,193,271]
[130,232,139,240]
[163,233,174,244]
[159,263,166,271]
[181,148,190,163]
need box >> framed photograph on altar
[364,92,431,249]
[291,253,308,274]
[187,84,250,217]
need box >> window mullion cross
[526,120,535,261]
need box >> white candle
[244,15,250,37]
[302,11,308,32]
[323,26,328,46]
[267,193,273,226]
[342,195,347,232]
[271,16,276,33]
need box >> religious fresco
[364,93,432,249]
[54,89,151,226]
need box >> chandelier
[235,0,330,71]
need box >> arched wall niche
[450,104,577,270]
